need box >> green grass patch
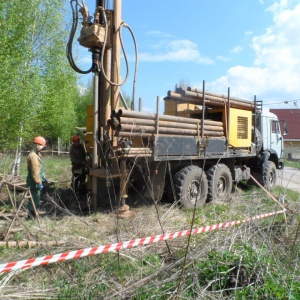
[282,159,300,169]
[1,154,300,299]
[0,153,72,186]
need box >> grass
[19,154,72,186]
[0,153,72,187]
[0,154,300,299]
[282,158,300,169]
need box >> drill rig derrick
[67,0,131,215]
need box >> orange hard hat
[33,136,46,147]
[72,135,80,142]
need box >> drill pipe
[116,131,225,139]
[167,91,254,111]
[119,124,224,136]
[175,87,253,104]
[186,86,253,104]
[115,117,223,131]
[113,109,223,126]
[116,131,153,137]
[183,90,254,109]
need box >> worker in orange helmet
[26,136,47,218]
[69,135,87,193]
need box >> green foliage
[74,80,93,128]
[185,203,233,227]
[274,186,300,203]
[194,244,300,299]
[55,254,158,299]
[55,257,110,299]
[53,244,300,299]
[0,0,82,149]
[121,90,132,108]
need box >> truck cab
[260,109,284,160]
[247,108,286,192]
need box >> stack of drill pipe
[109,109,224,137]
[186,87,253,104]
[0,240,66,248]
[166,87,255,111]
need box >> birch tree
[0,0,81,151]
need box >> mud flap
[142,161,167,202]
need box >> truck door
[270,119,283,159]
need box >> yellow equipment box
[229,108,252,148]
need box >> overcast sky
[77,0,300,113]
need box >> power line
[265,99,300,106]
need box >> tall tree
[74,79,93,129]
[0,0,81,150]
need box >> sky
[73,0,300,113]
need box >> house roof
[270,109,300,140]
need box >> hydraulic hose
[66,0,93,74]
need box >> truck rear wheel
[174,165,208,209]
[263,161,277,190]
[207,164,232,202]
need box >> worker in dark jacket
[26,136,46,218]
[69,135,87,193]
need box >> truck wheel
[263,161,277,190]
[174,165,208,209]
[207,164,232,202]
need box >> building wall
[283,140,300,160]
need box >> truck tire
[263,161,277,190]
[249,161,277,190]
[174,165,208,209]
[207,164,232,202]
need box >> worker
[69,135,87,193]
[26,136,46,218]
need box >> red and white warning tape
[0,209,286,273]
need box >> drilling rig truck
[67,1,286,211]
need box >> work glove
[36,183,43,191]
[42,176,49,184]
